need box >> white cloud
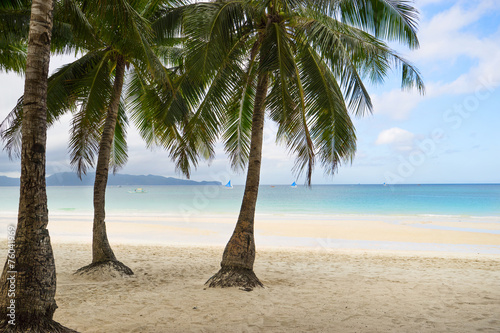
[417,1,494,46]
[415,1,500,93]
[373,1,500,119]
[416,0,452,6]
[376,128,415,151]
[437,56,500,95]
[371,90,425,120]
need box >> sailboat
[291,181,297,188]
[224,180,233,189]
[128,187,147,193]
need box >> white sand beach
[1,214,499,332]
[51,243,499,332]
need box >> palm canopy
[1,0,188,176]
[0,0,29,73]
[0,0,101,73]
[164,0,424,184]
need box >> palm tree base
[0,319,78,332]
[74,260,133,278]
[205,266,263,289]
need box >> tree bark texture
[0,0,76,331]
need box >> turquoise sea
[1,184,499,254]
[0,184,499,218]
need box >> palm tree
[57,0,184,276]
[1,0,185,276]
[176,0,424,288]
[0,0,77,331]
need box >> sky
[0,0,499,185]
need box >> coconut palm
[0,0,77,331]
[174,0,424,288]
[1,0,187,276]
[55,0,188,276]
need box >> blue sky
[0,0,499,185]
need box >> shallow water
[0,184,499,217]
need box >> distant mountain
[0,176,19,186]
[0,172,221,186]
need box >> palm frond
[264,21,297,126]
[127,66,195,176]
[272,62,316,185]
[0,40,26,73]
[0,8,30,40]
[183,1,254,83]
[151,4,185,44]
[0,98,23,159]
[222,53,258,171]
[0,49,110,158]
[52,0,101,54]
[68,51,115,177]
[291,44,356,181]
[0,0,27,10]
[300,47,357,176]
[47,49,110,119]
[295,10,424,117]
[109,100,129,173]
[308,0,420,49]
[127,66,184,147]
[0,6,29,74]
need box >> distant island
[0,172,222,186]
[0,176,19,186]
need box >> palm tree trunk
[0,0,76,331]
[92,56,125,264]
[206,71,269,289]
[76,55,132,276]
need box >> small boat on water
[224,181,233,189]
[291,181,297,188]
[128,188,147,193]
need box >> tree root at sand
[0,319,78,333]
[205,266,263,289]
[74,260,133,277]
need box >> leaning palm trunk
[0,0,76,331]
[76,55,133,276]
[206,71,269,289]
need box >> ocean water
[0,184,499,218]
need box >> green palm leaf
[109,100,129,173]
[0,40,26,73]
[300,46,356,176]
[52,0,101,53]
[309,0,420,49]
[0,49,110,158]
[68,52,115,176]
[223,55,257,170]
[296,9,424,116]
